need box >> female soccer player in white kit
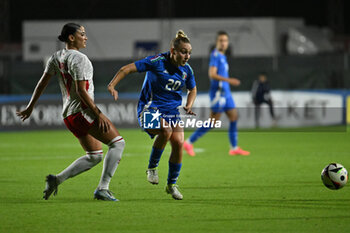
[16,23,125,201]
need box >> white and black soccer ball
[321,163,348,190]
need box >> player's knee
[160,127,172,140]
[108,136,125,159]
[117,138,126,152]
[231,113,238,121]
[86,150,103,164]
[172,137,184,149]
[109,136,125,148]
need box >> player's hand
[183,106,196,116]
[16,107,33,122]
[97,113,110,133]
[107,85,119,101]
[228,78,240,86]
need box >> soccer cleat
[183,141,195,156]
[94,189,119,201]
[43,174,58,200]
[229,147,250,156]
[165,184,183,200]
[146,168,159,185]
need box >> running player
[16,23,125,201]
[108,30,196,200]
[183,31,250,156]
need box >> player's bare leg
[226,108,250,156]
[149,119,172,150]
[184,111,222,156]
[145,119,172,185]
[169,125,184,164]
[226,108,238,122]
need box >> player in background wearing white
[16,23,125,201]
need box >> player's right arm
[107,63,138,101]
[108,56,157,100]
[16,72,53,121]
[208,66,240,86]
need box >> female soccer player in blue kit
[183,31,250,156]
[108,30,197,200]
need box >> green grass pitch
[1,128,350,233]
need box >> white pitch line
[193,148,205,153]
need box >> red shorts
[64,112,95,138]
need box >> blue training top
[135,52,196,116]
[209,49,231,98]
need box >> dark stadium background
[2,0,349,42]
[0,0,349,130]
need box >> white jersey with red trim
[44,49,94,119]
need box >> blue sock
[229,121,238,148]
[188,126,211,144]
[167,161,182,184]
[148,147,164,169]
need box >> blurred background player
[183,31,250,156]
[251,72,276,128]
[16,23,125,201]
[107,30,196,200]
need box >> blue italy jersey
[209,49,231,98]
[135,52,196,117]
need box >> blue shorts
[138,107,181,139]
[210,94,236,113]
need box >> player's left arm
[107,63,138,101]
[76,80,111,133]
[183,64,197,115]
[183,86,197,115]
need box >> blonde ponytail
[171,29,190,49]
[176,30,189,40]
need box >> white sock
[186,139,192,145]
[97,136,125,190]
[56,150,103,184]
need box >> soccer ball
[321,163,348,190]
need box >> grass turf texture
[0,128,350,233]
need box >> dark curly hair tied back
[58,23,81,42]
